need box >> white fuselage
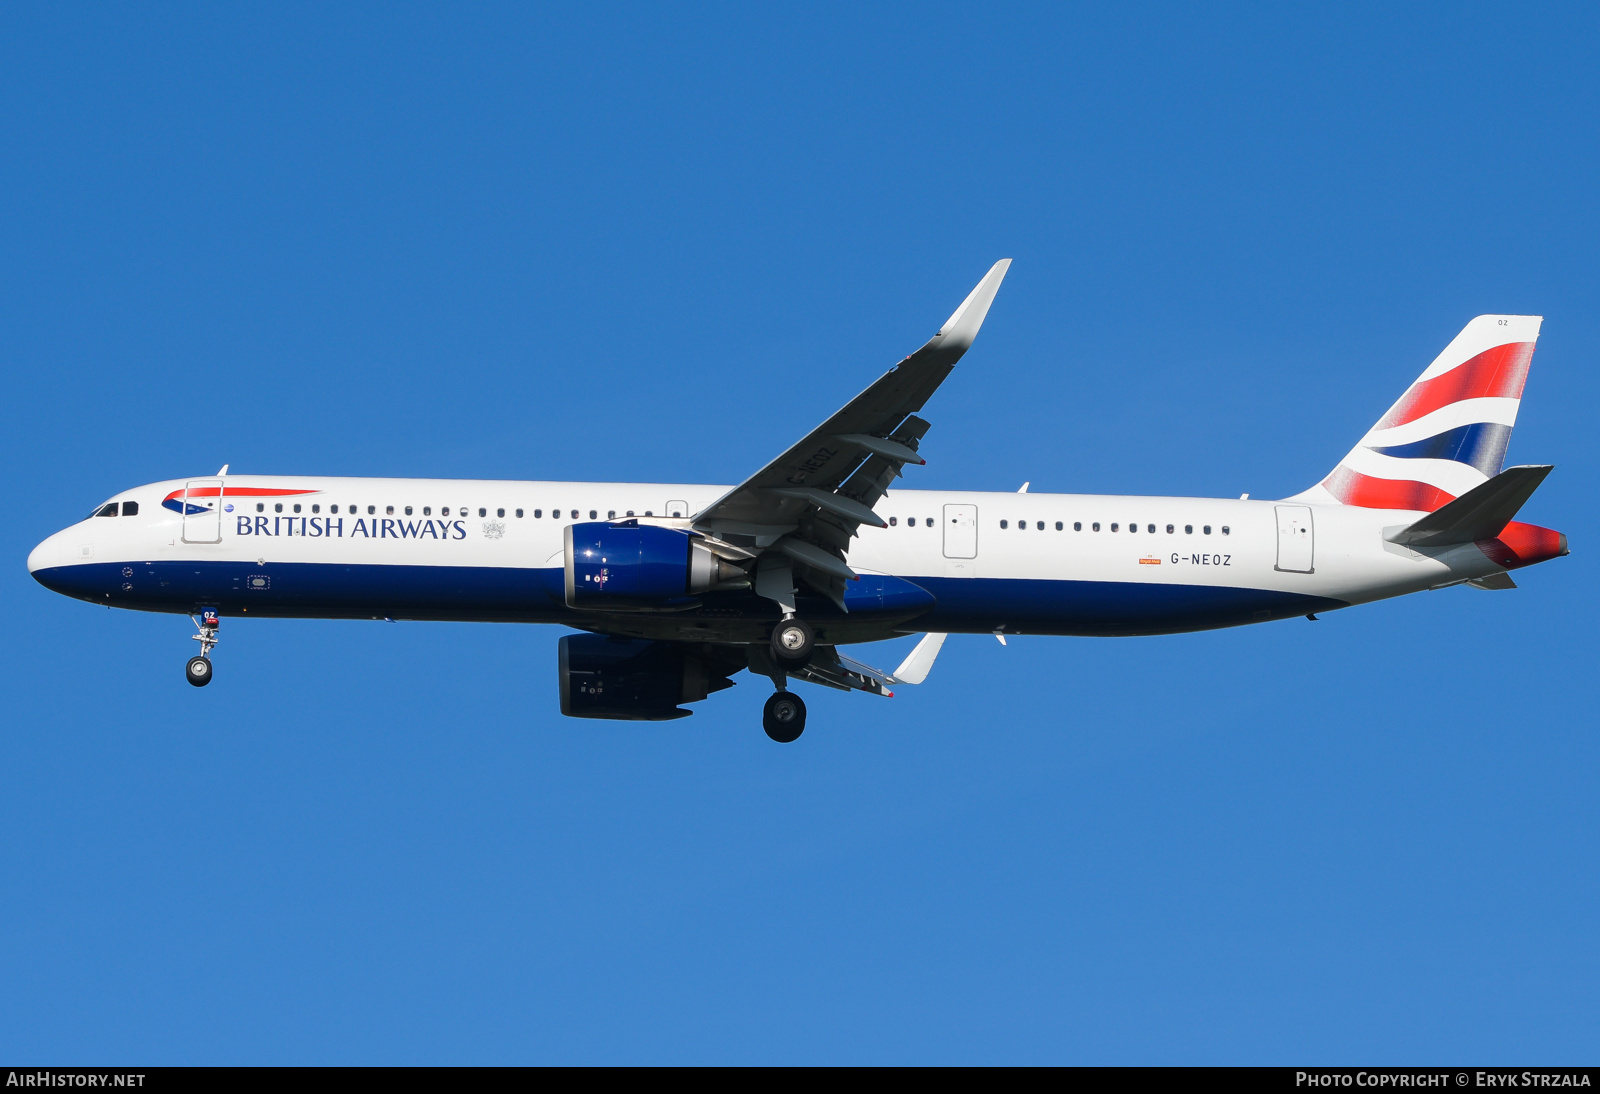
[29,475,1510,642]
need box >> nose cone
[28,528,78,589]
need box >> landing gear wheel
[763,691,806,743]
[185,656,213,688]
[770,618,815,667]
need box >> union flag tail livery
[26,264,1571,742]
[1300,315,1541,512]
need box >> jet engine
[558,634,736,720]
[564,521,746,610]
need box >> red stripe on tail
[1322,466,1456,512]
[1375,342,1534,430]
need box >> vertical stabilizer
[1293,315,1542,511]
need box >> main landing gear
[763,690,807,743]
[186,610,219,688]
[770,617,814,667]
[764,617,812,742]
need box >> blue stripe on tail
[1367,421,1513,477]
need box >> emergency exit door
[182,479,223,544]
[943,504,978,559]
[1274,504,1314,573]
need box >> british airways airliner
[27,261,1568,741]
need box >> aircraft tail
[1294,315,1542,511]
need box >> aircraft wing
[692,259,1011,606]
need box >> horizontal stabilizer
[1388,464,1553,547]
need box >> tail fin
[1295,315,1542,511]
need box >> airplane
[27,261,1568,742]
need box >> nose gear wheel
[186,612,219,687]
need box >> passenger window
[481,508,489,518]
[926,518,934,528]
[294,503,302,513]
[121,501,139,516]
[423,506,432,516]
[329,505,338,514]
[1166,524,1174,533]
[1055,521,1063,531]
[275,503,283,513]
[257,503,265,513]
[571,510,579,519]
[1204,525,1212,535]
[607,510,615,519]
[1074,522,1081,531]
[1147,524,1154,534]
[644,511,653,517]
[889,517,897,526]
[1037,521,1044,531]
[1000,520,1008,529]
[404,506,412,516]
[1129,523,1136,533]
[312,504,320,514]
[369,506,377,515]
[499,508,506,518]
[1184,524,1192,534]
[1221,525,1230,535]
[589,510,597,519]
[1092,522,1100,531]
[1111,523,1119,532]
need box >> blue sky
[2,3,1596,1063]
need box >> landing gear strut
[187,610,219,688]
[763,690,806,743]
[770,617,815,667]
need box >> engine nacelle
[564,521,744,610]
[558,634,734,720]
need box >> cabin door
[943,504,978,558]
[182,479,224,544]
[1274,505,1314,573]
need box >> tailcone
[1477,521,1568,570]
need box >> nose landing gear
[763,690,806,743]
[186,609,219,687]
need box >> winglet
[891,632,947,685]
[934,259,1011,352]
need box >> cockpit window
[121,501,138,516]
[95,503,119,518]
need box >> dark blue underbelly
[32,561,1347,637]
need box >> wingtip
[935,259,1012,348]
